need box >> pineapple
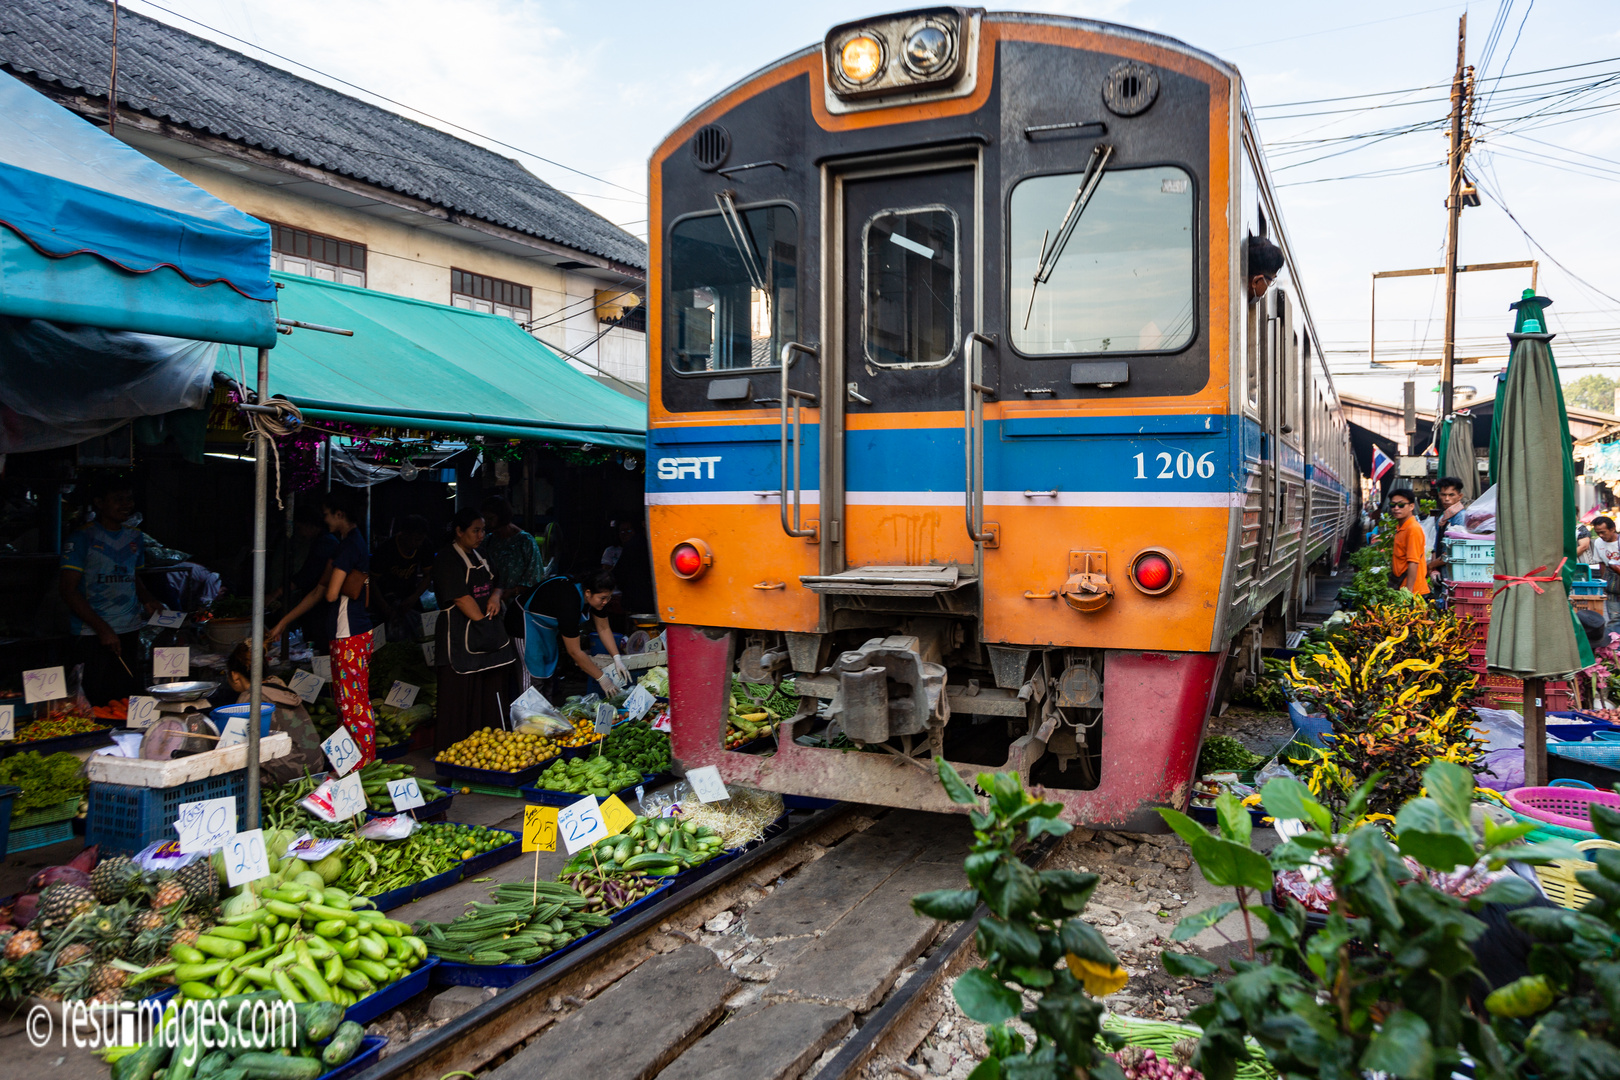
[56,943,92,967]
[128,918,175,966]
[3,928,41,961]
[177,859,219,910]
[0,951,40,1004]
[131,909,167,935]
[151,874,186,912]
[90,961,127,997]
[171,923,200,949]
[47,959,94,1002]
[90,856,139,904]
[37,884,96,935]
[87,902,134,960]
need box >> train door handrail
[963,331,998,544]
[780,341,819,539]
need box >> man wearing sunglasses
[1388,489,1430,597]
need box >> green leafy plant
[1482,800,1620,1078]
[1159,761,1580,1080]
[1231,658,1290,714]
[1197,735,1263,776]
[915,759,1124,1080]
[1341,515,1404,610]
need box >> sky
[114,0,1620,410]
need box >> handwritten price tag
[175,796,237,854]
[148,609,186,629]
[594,702,617,736]
[421,611,441,637]
[288,670,325,704]
[623,685,655,721]
[322,727,361,776]
[385,682,419,709]
[522,805,558,852]
[152,647,190,679]
[685,765,730,804]
[388,778,425,811]
[0,705,12,741]
[22,666,66,704]
[224,829,271,887]
[422,642,437,666]
[127,696,160,730]
[311,656,332,681]
[557,794,610,854]
[217,713,250,748]
[328,771,366,819]
[600,794,636,836]
[370,625,386,651]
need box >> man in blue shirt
[59,476,161,705]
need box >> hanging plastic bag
[1464,484,1498,534]
[510,685,571,737]
[359,815,417,840]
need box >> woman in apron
[521,568,625,700]
[432,506,518,750]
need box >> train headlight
[1128,548,1182,596]
[838,34,885,84]
[671,538,713,580]
[903,24,951,74]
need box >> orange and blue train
[644,8,1358,827]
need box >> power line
[1469,170,1620,307]
[1251,53,1620,110]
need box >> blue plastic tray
[459,827,520,877]
[364,864,462,913]
[431,926,604,988]
[519,775,654,807]
[318,1035,387,1080]
[1549,743,1620,767]
[344,956,438,1025]
[9,819,74,852]
[1,726,116,759]
[435,758,553,788]
[365,793,454,822]
[782,794,840,811]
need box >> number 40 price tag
[225,830,271,887]
[388,778,425,812]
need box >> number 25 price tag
[225,829,271,887]
[556,794,609,854]
[175,796,237,854]
[322,727,361,776]
[522,805,558,852]
[388,778,425,811]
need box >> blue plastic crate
[520,775,655,808]
[1448,561,1495,583]
[435,758,551,788]
[363,863,462,913]
[86,770,248,856]
[318,1036,387,1080]
[1445,538,1496,562]
[344,956,437,1026]
[432,927,604,988]
[1571,580,1606,596]
[9,819,75,853]
[459,827,520,877]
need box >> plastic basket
[365,793,454,822]
[1571,580,1607,597]
[434,759,552,788]
[0,726,115,759]
[86,770,248,856]
[8,819,74,852]
[1534,838,1620,910]
[1505,785,1620,831]
[343,956,438,1025]
[10,794,81,830]
[362,864,462,913]
[1513,810,1597,842]
[1445,538,1496,562]
[1449,562,1495,583]
[520,775,656,808]
[1549,742,1620,767]
[431,927,604,988]
[458,827,520,877]
[1449,582,1495,603]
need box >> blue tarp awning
[0,72,275,346]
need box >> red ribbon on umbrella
[1491,557,1568,599]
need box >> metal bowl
[146,680,221,702]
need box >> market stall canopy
[239,273,646,449]
[0,72,275,346]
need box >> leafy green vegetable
[1197,735,1261,775]
[0,751,88,811]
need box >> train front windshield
[667,205,798,373]
[1009,166,1197,356]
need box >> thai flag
[1371,445,1395,483]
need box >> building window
[452,269,532,323]
[270,224,366,286]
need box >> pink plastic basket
[1504,786,1620,831]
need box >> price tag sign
[422,642,437,666]
[594,702,617,736]
[385,682,419,709]
[288,670,326,704]
[522,805,558,852]
[127,696,160,730]
[329,771,366,819]
[623,685,655,722]
[148,609,186,629]
[322,726,362,776]
[217,713,250,748]
[152,647,190,679]
[0,705,13,741]
[311,656,332,681]
[22,666,66,704]
[224,829,271,887]
[287,834,347,861]
[607,664,628,690]
[371,625,387,651]
[421,611,441,637]
[388,778,425,811]
[175,796,237,854]
[685,765,730,804]
[557,794,610,854]
[600,794,636,836]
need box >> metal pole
[247,347,269,829]
[1439,14,1469,421]
[281,488,294,665]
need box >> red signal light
[670,539,712,580]
[1127,549,1181,595]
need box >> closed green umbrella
[1487,289,1594,784]
[1489,371,1507,486]
[1443,411,1481,501]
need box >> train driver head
[1246,236,1285,301]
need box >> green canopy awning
[240,273,644,449]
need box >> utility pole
[108,0,119,139]
[1439,14,1472,422]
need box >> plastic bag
[359,815,417,840]
[1477,747,1525,791]
[1464,484,1498,534]
[1472,706,1525,751]
[510,685,571,737]
[132,839,208,873]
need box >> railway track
[358,803,1052,1080]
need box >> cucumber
[321,1021,365,1067]
[193,935,246,960]
[112,1039,172,1080]
[293,1000,346,1043]
[622,851,681,871]
[231,1053,324,1080]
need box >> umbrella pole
[1524,677,1547,787]
[247,345,269,829]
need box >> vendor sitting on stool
[59,475,160,706]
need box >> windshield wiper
[1022,143,1114,330]
[715,191,768,292]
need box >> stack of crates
[1443,537,1496,583]
[1571,562,1607,616]
[1446,556,1576,713]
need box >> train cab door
[825,159,982,579]
[1257,288,1287,574]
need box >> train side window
[666,204,798,374]
[863,205,959,367]
[1009,166,1195,355]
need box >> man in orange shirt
[1389,489,1430,597]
